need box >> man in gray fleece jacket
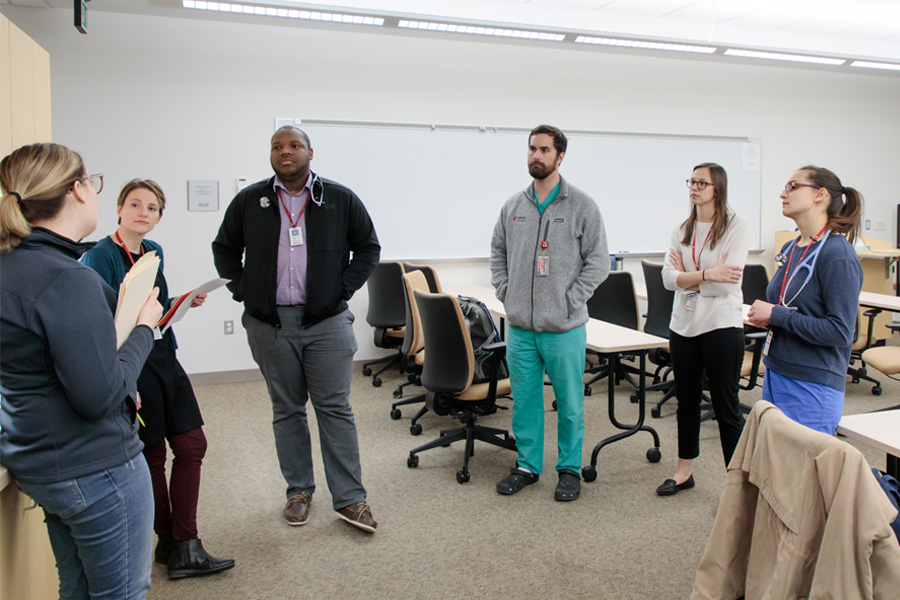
[490,125,609,502]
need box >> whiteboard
[293,120,761,259]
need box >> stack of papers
[114,251,160,349]
[158,278,229,333]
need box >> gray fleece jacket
[490,176,609,333]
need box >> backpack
[456,296,509,384]
[871,468,900,544]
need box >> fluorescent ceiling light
[723,48,845,66]
[182,1,384,26]
[398,19,565,42]
[849,60,900,71]
[575,36,716,55]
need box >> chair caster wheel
[372,378,382,387]
[390,408,401,420]
[410,423,422,436]
[873,386,883,396]
[407,455,419,468]
[646,447,661,463]
[852,377,860,384]
[584,387,592,396]
[456,470,470,484]
[581,466,597,482]
[552,400,558,411]
[393,389,402,399]
[630,391,639,404]
[859,367,868,376]
[651,407,661,419]
[506,435,515,445]
[362,367,372,376]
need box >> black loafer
[656,474,695,496]
[497,468,539,495]
[554,469,581,502]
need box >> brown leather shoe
[283,492,312,526]
[336,502,377,533]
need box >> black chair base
[407,411,516,484]
[362,352,402,387]
[390,393,428,435]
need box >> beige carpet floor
[146,358,899,600]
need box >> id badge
[289,226,303,246]
[763,329,773,357]
[537,255,549,277]
[684,291,699,312]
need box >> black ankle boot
[154,534,174,565]
[167,539,235,579]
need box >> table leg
[582,351,661,483]
[887,454,899,479]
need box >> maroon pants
[143,427,207,541]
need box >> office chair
[389,270,429,435]
[362,261,407,387]
[406,290,517,484]
[848,308,884,395]
[861,322,900,398]
[402,262,443,294]
[738,264,769,412]
[392,264,443,400]
[583,271,645,396]
[741,263,769,305]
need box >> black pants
[670,327,746,464]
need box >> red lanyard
[777,225,828,305]
[691,215,716,269]
[276,188,308,228]
[114,231,144,267]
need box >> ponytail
[797,165,862,245]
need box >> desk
[445,283,669,482]
[859,290,900,313]
[836,409,900,478]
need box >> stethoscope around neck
[774,230,830,307]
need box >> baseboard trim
[188,369,264,386]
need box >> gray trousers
[243,306,366,509]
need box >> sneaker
[554,469,581,502]
[336,502,377,533]
[496,468,539,495]
[283,492,312,526]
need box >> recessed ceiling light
[182,1,384,26]
[398,19,565,42]
[724,48,844,66]
[849,60,900,71]
[575,36,715,55]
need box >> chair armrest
[864,308,883,318]
[886,322,900,333]
[745,331,768,340]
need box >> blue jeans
[17,455,153,600]
[243,307,366,509]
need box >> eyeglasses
[784,181,821,193]
[78,174,104,194]
[686,179,712,190]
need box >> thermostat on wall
[187,180,219,212]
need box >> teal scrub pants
[506,324,586,474]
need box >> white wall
[4,7,900,375]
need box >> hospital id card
[289,227,303,246]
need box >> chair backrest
[365,261,407,329]
[403,262,443,293]
[401,270,429,356]
[587,271,638,330]
[741,263,770,305]
[414,290,474,395]
[641,260,674,340]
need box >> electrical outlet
[865,219,872,230]
[224,320,234,335]
[876,219,887,231]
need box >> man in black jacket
[212,126,381,533]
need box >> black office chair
[848,309,884,395]
[406,290,517,484]
[741,263,770,305]
[739,264,769,403]
[638,261,677,417]
[362,261,407,387]
[584,271,645,396]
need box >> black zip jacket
[212,173,380,328]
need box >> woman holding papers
[657,163,748,497]
[0,143,162,598]
[747,166,864,435]
[82,179,234,579]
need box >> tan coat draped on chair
[692,401,900,600]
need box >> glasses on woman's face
[79,174,104,194]
[783,181,820,194]
[686,179,712,191]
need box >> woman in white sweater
[656,162,748,496]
